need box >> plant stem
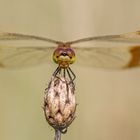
[54,129,61,140]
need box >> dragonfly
[0,30,140,82]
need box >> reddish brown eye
[53,46,76,66]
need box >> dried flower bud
[43,76,76,133]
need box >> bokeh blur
[0,0,140,140]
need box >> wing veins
[0,32,62,44]
[69,31,140,44]
[0,46,55,68]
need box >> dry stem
[54,129,61,140]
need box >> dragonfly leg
[53,66,76,85]
[68,67,76,82]
[63,68,66,78]
[66,67,76,84]
[53,66,61,77]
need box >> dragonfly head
[53,44,76,68]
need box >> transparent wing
[0,46,55,69]
[74,46,140,69]
[0,32,62,44]
[69,31,140,44]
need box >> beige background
[0,0,140,140]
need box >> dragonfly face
[53,43,76,68]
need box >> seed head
[43,76,76,133]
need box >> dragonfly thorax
[53,44,76,68]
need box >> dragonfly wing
[69,31,140,44]
[74,46,140,69]
[0,32,61,44]
[0,46,55,69]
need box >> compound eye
[67,50,75,59]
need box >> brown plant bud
[43,76,76,133]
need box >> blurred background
[0,0,140,140]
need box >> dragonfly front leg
[53,66,61,77]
